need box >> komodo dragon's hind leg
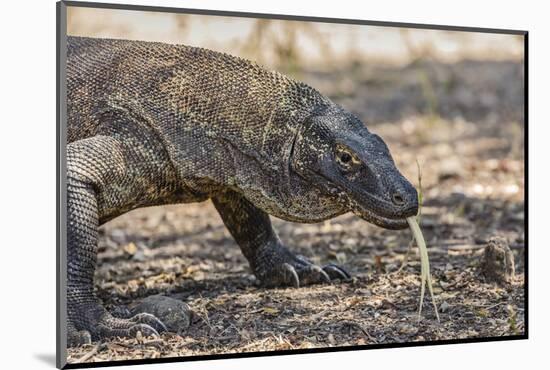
[213,190,351,288]
[66,135,169,346]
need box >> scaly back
[67,36,331,157]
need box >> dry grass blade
[74,342,107,363]
[407,217,440,322]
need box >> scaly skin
[66,36,418,346]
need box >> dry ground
[67,59,525,364]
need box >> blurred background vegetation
[67,7,523,69]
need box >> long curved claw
[255,243,351,288]
[300,264,331,285]
[130,312,168,333]
[315,265,332,284]
[259,256,351,288]
[68,302,171,347]
[282,263,300,288]
[128,323,160,339]
[98,322,160,340]
[323,263,352,281]
[95,311,167,341]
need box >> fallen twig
[109,338,167,351]
[340,320,376,343]
[74,342,107,363]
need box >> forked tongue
[406,216,440,322]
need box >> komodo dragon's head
[289,107,418,230]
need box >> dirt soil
[67,59,525,364]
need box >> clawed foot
[255,244,351,288]
[68,305,167,347]
[97,312,167,338]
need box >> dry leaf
[262,307,280,315]
[123,242,137,255]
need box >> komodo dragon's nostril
[392,193,405,206]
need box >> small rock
[131,295,192,333]
[479,236,515,285]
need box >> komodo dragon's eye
[335,145,360,170]
[340,152,352,163]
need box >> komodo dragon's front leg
[66,126,180,345]
[213,190,351,287]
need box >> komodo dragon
[66,36,419,345]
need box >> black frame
[56,1,529,368]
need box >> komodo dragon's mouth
[354,206,410,230]
[350,191,418,230]
[301,169,415,230]
[346,188,418,230]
